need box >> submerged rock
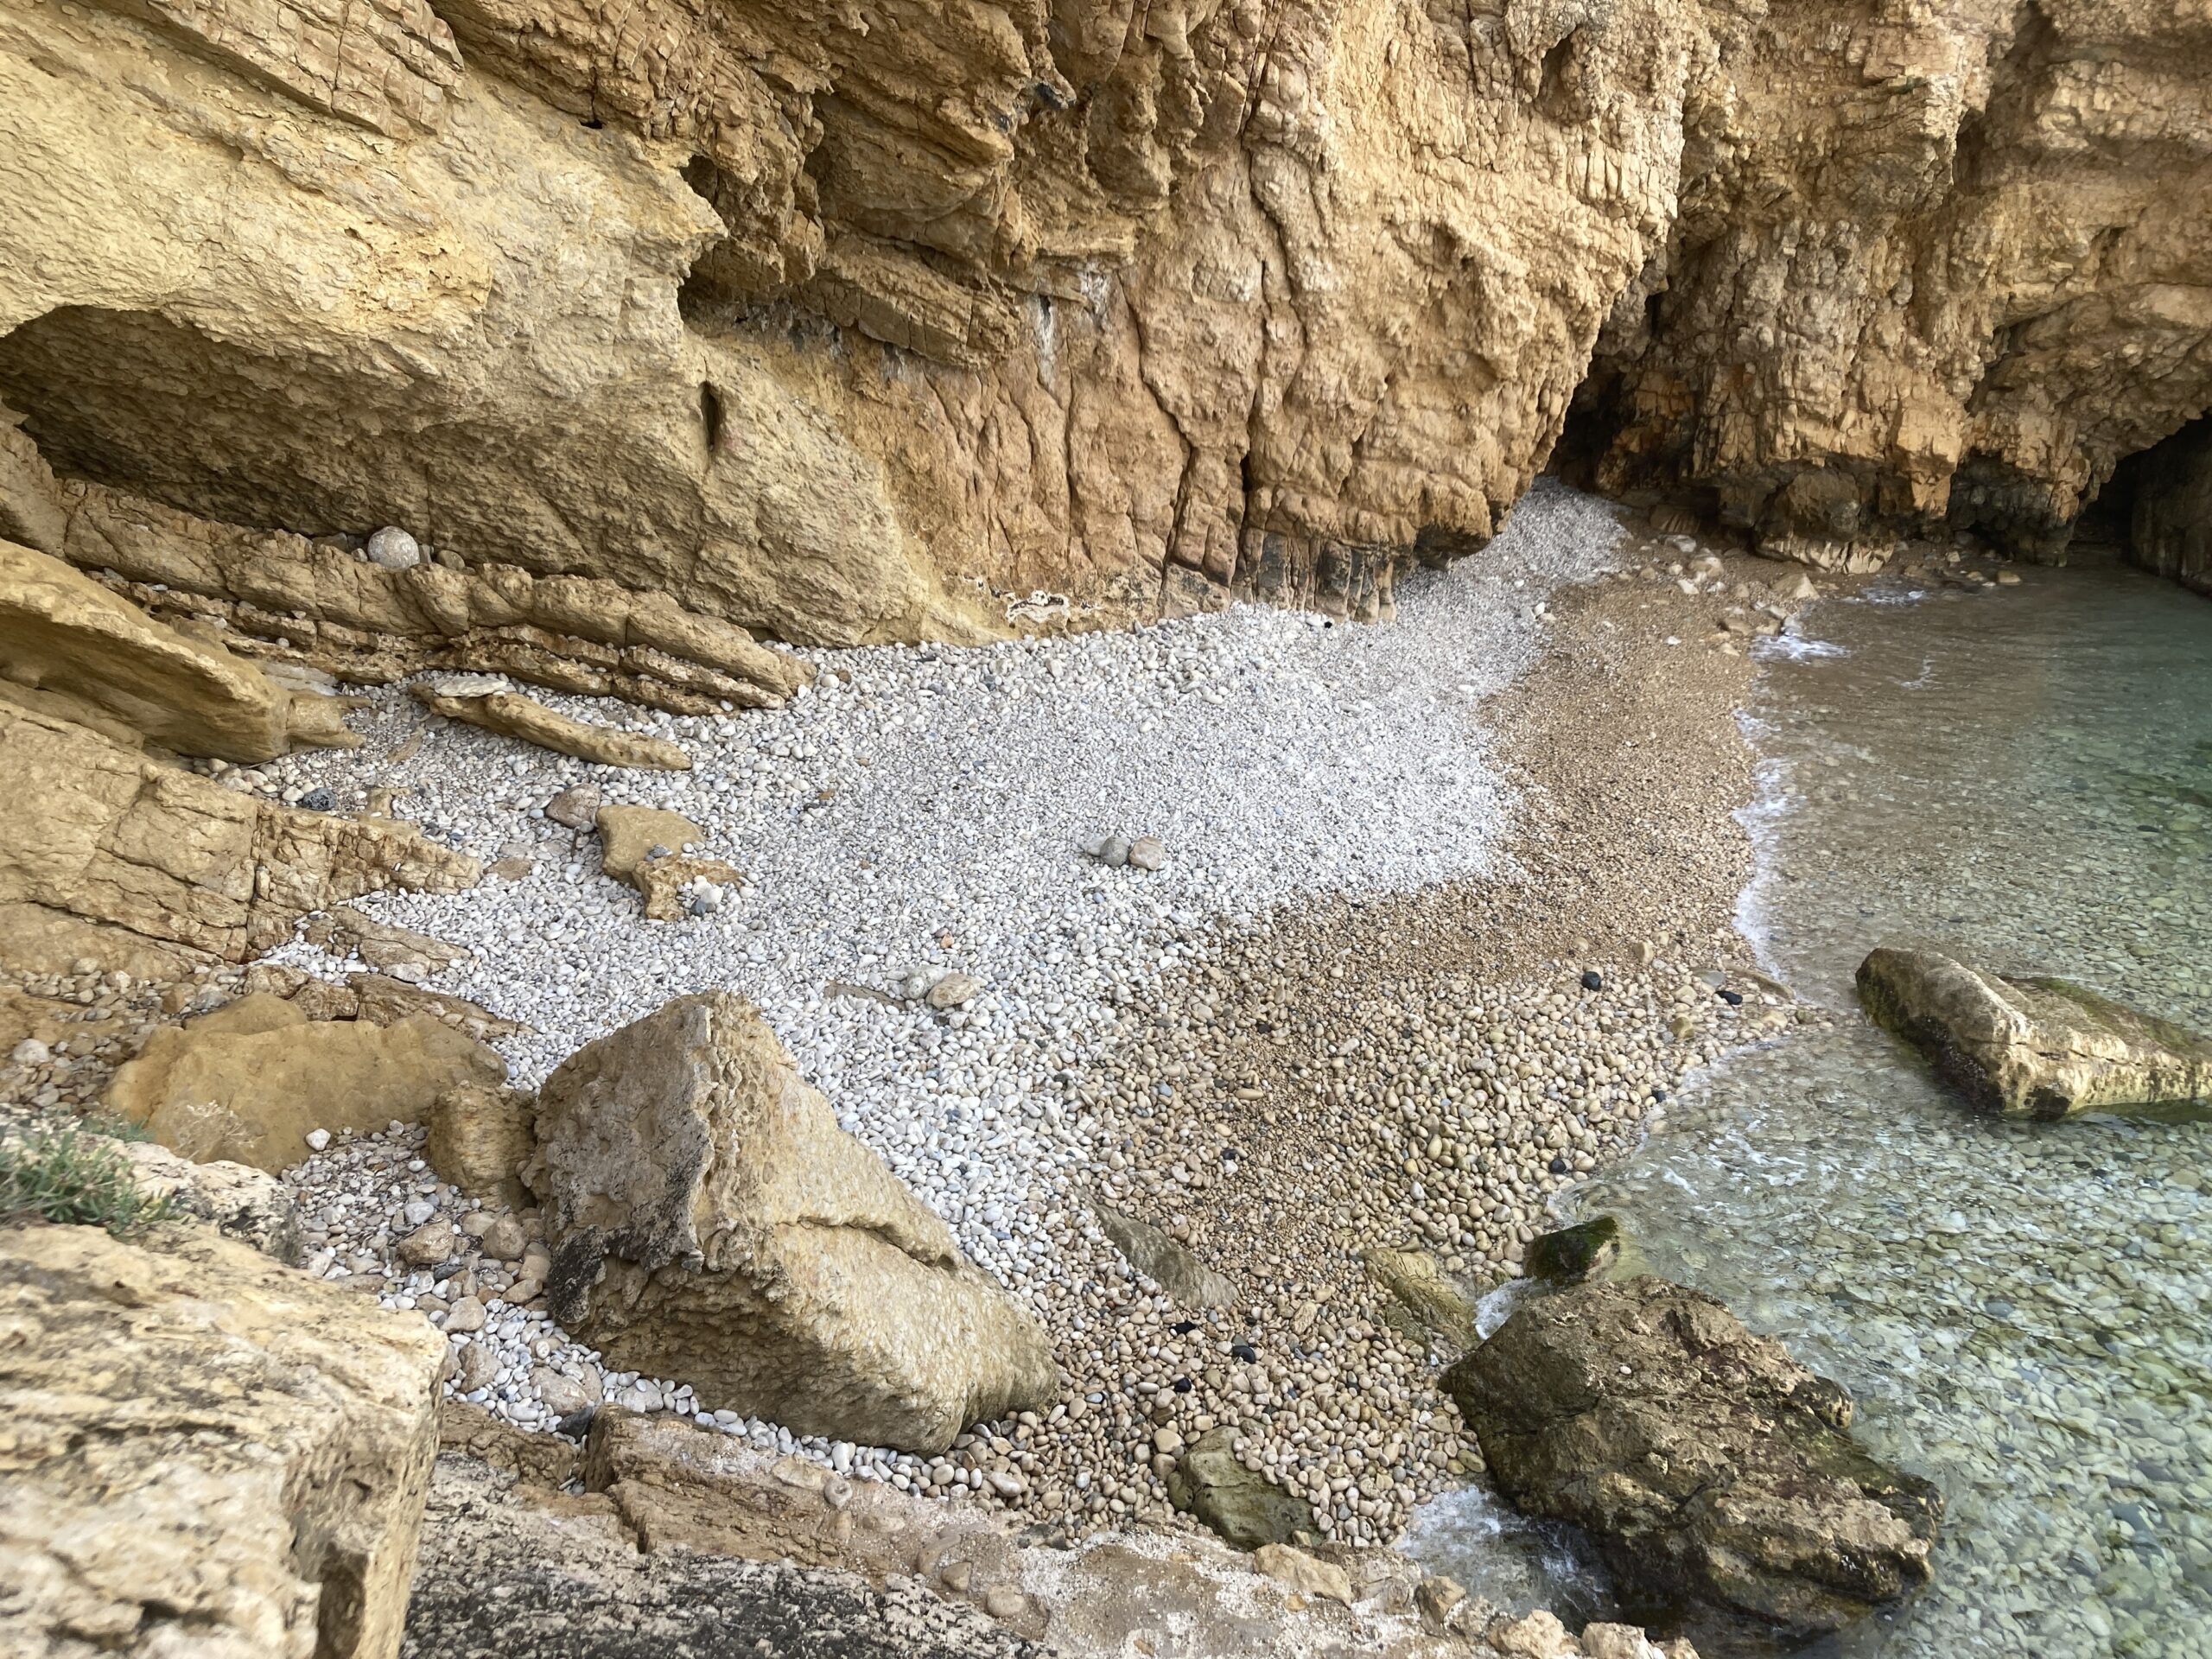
[1857,945,2212,1118]
[1441,1276,1940,1651]
[1523,1217,1623,1284]
[527,991,1056,1454]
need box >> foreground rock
[529,992,1056,1453]
[1442,1276,1940,1650]
[1857,945,2212,1118]
[107,992,505,1171]
[412,1407,1684,1659]
[0,1222,445,1659]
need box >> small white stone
[304,1128,332,1153]
[364,526,423,570]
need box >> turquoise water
[1418,561,2212,1655]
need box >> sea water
[1414,561,2212,1656]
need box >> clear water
[1414,563,2212,1656]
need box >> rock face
[1857,946,2212,1119]
[0,1221,446,1659]
[5,0,2206,640]
[2126,421,2212,598]
[1442,1276,1941,1650]
[1572,3,2212,575]
[528,992,1058,1453]
[117,1137,304,1261]
[107,992,507,1170]
[0,702,479,969]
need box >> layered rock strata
[528,991,1058,1453]
[0,701,479,971]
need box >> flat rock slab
[1442,1276,1940,1651]
[107,993,505,1171]
[1858,945,2212,1118]
[415,686,690,770]
[0,1222,445,1659]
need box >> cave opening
[2103,416,2212,595]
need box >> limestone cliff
[0,0,2204,645]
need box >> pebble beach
[2,480,1823,1553]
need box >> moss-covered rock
[1164,1426,1318,1551]
[1522,1216,1623,1284]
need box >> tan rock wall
[1579,0,2212,568]
[1,0,2205,639]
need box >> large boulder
[1441,1276,1940,1651]
[528,992,1057,1454]
[1857,945,2212,1119]
[0,1221,445,1659]
[106,992,506,1171]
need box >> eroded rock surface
[1441,1276,1941,1650]
[0,702,479,968]
[1857,944,2212,1119]
[0,537,356,760]
[528,991,1058,1453]
[0,1222,445,1659]
[106,992,507,1170]
[4,0,2206,640]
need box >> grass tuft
[0,1116,172,1236]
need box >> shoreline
[1,485,1840,1580]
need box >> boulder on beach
[105,992,507,1172]
[1857,945,2212,1118]
[1441,1275,1940,1651]
[1165,1426,1319,1550]
[0,1222,445,1659]
[527,991,1058,1455]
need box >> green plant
[0,1116,172,1236]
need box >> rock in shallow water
[1441,1275,1940,1652]
[1856,944,2212,1118]
[527,991,1057,1455]
[1522,1216,1623,1285]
